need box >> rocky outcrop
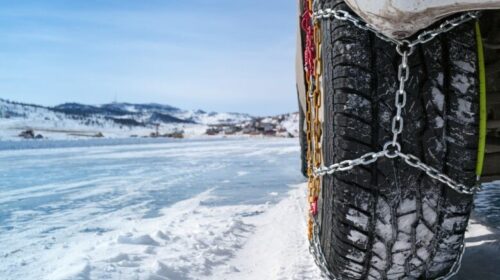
[18,129,43,139]
[204,113,299,138]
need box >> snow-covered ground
[0,138,498,280]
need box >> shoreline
[0,136,298,151]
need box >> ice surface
[473,182,500,228]
[0,138,316,280]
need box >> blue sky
[0,0,297,116]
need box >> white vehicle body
[345,0,500,38]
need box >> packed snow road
[0,138,498,279]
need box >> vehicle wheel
[318,0,480,279]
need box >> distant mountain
[53,103,120,116]
[0,98,298,140]
[101,102,180,113]
[51,101,251,125]
[149,112,191,124]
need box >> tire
[299,89,308,178]
[317,0,480,279]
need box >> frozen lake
[0,138,305,279]
[0,138,498,280]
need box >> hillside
[0,99,299,140]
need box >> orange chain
[303,0,323,240]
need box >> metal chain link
[408,12,480,47]
[399,152,482,195]
[313,8,479,47]
[314,151,384,176]
[309,218,337,280]
[313,8,402,45]
[306,6,482,280]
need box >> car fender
[345,0,500,38]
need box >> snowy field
[0,138,498,280]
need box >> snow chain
[302,0,323,241]
[311,8,482,196]
[302,1,482,279]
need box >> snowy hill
[52,102,251,125]
[0,98,298,140]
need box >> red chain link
[310,197,318,216]
[301,0,315,78]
